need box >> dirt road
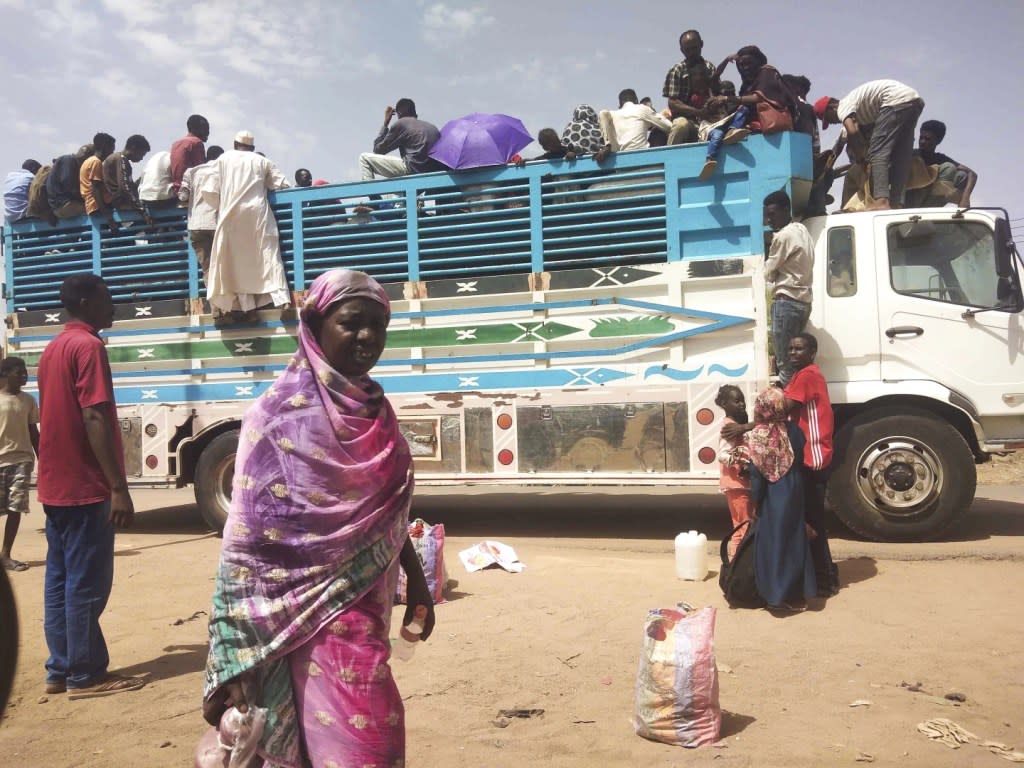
[1,481,1022,767]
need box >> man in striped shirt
[783,332,838,596]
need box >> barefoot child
[0,357,39,572]
[716,385,753,560]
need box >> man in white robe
[202,130,290,321]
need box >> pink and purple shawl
[204,269,412,767]
[748,387,794,483]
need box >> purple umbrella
[429,113,533,170]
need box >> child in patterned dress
[716,385,753,560]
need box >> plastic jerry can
[674,530,708,580]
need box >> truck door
[875,213,1024,428]
[812,220,881,384]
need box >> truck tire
[828,407,975,542]
[194,430,239,533]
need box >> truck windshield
[887,220,997,308]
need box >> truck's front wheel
[828,407,975,542]
[194,430,239,533]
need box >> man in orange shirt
[79,133,117,231]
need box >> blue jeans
[771,297,811,386]
[707,105,751,159]
[43,500,114,688]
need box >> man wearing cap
[202,131,290,322]
[815,80,924,210]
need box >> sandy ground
[1,474,1023,767]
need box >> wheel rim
[213,454,235,516]
[854,436,943,518]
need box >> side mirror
[997,276,1024,312]
[994,217,1014,278]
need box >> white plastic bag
[194,706,267,768]
[634,604,720,747]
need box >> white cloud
[34,0,100,36]
[421,3,495,45]
[362,52,386,74]
[131,29,179,65]
[100,0,168,26]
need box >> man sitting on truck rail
[3,159,41,223]
[597,88,672,155]
[815,80,924,210]
[80,133,118,231]
[663,29,720,145]
[47,144,92,222]
[102,134,155,227]
[763,189,814,387]
[914,119,978,208]
[358,98,442,182]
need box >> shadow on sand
[115,643,208,685]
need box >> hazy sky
[2,0,1023,229]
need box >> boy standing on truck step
[37,274,145,698]
[763,190,814,387]
[179,145,225,285]
[0,357,39,573]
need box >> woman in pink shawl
[748,387,816,611]
[202,268,435,767]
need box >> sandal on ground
[67,674,146,700]
[767,601,807,613]
[44,681,67,694]
[2,558,28,571]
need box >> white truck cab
[804,208,1023,539]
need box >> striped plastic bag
[395,518,449,604]
[634,604,720,747]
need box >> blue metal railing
[3,132,811,312]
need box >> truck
[3,132,1021,540]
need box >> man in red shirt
[170,114,210,193]
[37,274,144,698]
[783,333,839,596]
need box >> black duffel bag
[719,519,766,608]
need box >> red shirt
[37,321,124,506]
[784,363,834,470]
[170,135,206,191]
